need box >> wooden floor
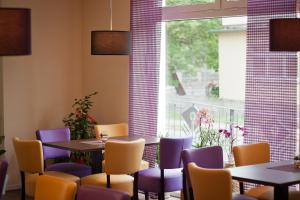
[2,190,180,200]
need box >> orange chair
[13,137,79,200]
[233,142,300,200]
[81,139,145,200]
[188,163,256,200]
[233,142,273,200]
[35,175,77,200]
[95,123,149,170]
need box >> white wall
[82,0,130,124]
[0,0,130,189]
[218,31,246,101]
[1,0,84,189]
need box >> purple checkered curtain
[245,0,298,161]
[129,0,162,166]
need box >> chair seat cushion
[45,162,91,177]
[25,171,80,197]
[77,185,131,200]
[102,160,149,171]
[81,173,134,196]
[233,193,257,200]
[138,168,182,193]
[245,186,273,200]
[246,186,300,200]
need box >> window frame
[162,0,246,21]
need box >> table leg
[274,185,288,200]
[91,151,102,173]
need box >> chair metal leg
[133,172,139,200]
[182,171,188,200]
[20,171,25,200]
[160,169,165,200]
[239,182,244,194]
[106,174,111,188]
[145,192,149,200]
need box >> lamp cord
[110,0,113,30]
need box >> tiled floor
[2,190,180,200]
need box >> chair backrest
[94,123,128,138]
[36,128,71,160]
[35,175,77,200]
[233,142,270,167]
[13,137,44,173]
[188,163,232,200]
[160,137,193,169]
[182,146,223,188]
[77,185,131,200]
[0,160,8,199]
[104,138,145,174]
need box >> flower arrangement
[63,92,98,140]
[193,108,221,148]
[219,125,246,162]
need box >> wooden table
[229,160,300,200]
[43,134,160,173]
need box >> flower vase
[226,153,235,167]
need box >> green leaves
[63,92,98,140]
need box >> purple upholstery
[36,128,71,160]
[36,128,91,177]
[182,146,223,188]
[138,137,192,195]
[0,160,8,199]
[233,194,257,200]
[77,185,131,200]
[45,162,91,178]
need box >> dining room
[0,0,300,200]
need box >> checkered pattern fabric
[129,0,162,166]
[245,0,298,161]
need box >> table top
[229,160,300,187]
[43,134,159,152]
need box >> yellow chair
[95,123,149,170]
[13,137,80,200]
[35,175,77,200]
[81,138,145,200]
[188,163,256,200]
[233,143,274,200]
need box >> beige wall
[1,0,130,189]
[218,31,246,101]
[1,0,84,188]
[82,0,130,124]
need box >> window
[158,0,247,160]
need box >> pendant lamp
[270,18,300,51]
[91,0,130,55]
[0,8,31,56]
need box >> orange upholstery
[81,139,145,196]
[94,123,128,138]
[35,175,77,200]
[13,137,79,198]
[233,142,270,167]
[96,123,149,170]
[233,142,272,200]
[13,137,44,173]
[188,162,232,200]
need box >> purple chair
[0,160,8,200]
[182,146,223,200]
[36,128,91,178]
[138,137,193,200]
[77,185,131,200]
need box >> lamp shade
[91,31,130,55]
[270,18,300,51]
[0,8,31,56]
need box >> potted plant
[63,92,98,163]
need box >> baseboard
[6,184,20,191]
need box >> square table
[229,160,300,200]
[43,134,159,173]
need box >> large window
[159,0,247,159]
